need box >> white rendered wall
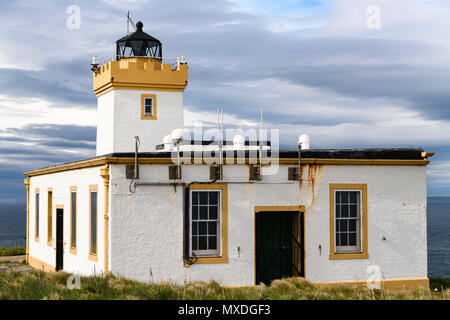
[109,163,427,286]
[96,89,184,155]
[28,167,106,275]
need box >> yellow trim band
[314,277,429,291]
[24,158,431,177]
[28,255,55,272]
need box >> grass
[0,247,26,256]
[0,270,448,300]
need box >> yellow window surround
[140,94,157,120]
[187,183,228,264]
[329,184,368,260]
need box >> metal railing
[100,55,185,70]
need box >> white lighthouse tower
[92,21,188,155]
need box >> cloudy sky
[0,0,449,203]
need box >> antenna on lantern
[127,11,136,35]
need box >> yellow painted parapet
[93,57,188,96]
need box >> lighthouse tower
[93,21,188,155]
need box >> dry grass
[0,270,448,300]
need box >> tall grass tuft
[0,271,449,300]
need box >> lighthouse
[92,21,188,155]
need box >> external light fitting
[91,56,100,74]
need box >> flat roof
[24,148,433,177]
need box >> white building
[24,21,434,290]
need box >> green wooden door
[255,211,303,285]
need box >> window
[70,186,77,254]
[144,98,153,117]
[35,189,40,241]
[188,184,228,264]
[329,184,368,260]
[47,189,53,246]
[191,190,220,256]
[140,94,157,120]
[89,185,98,260]
[335,191,361,252]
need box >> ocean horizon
[1,197,449,278]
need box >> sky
[0,0,450,203]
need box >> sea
[1,197,449,278]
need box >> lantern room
[116,21,162,60]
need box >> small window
[191,190,221,257]
[35,191,40,241]
[140,94,157,120]
[144,97,153,117]
[70,188,77,253]
[335,190,361,253]
[47,190,53,246]
[89,185,98,259]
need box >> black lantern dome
[116,21,162,60]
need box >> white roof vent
[298,134,310,150]
[171,128,186,145]
[233,135,245,150]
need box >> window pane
[145,98,152,106]
[335,219,340,232]
[199,192,208,204]
[349,232,357,246]
[200,206,208,219]
[192,236,198,250]
[349,219,357,232]
[192,205,198,220]
[199,222,207,235]
[208,236,217,250]
[350,204,357,217]
[209,192,218,205]
[209,206,218,220]
[208,222,217,235]
[341,205,349,217]
[199,236,207,250]
[340,219,348,232]
[90,191,97,254]
[340,192,349,203]
[336,232,340,246]
[192,222,198,235]
[192,192,198,205]
[350,191,358,203]
[340,233,348,246]
[336,191,341,203]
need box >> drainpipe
[100,165,110,275]
[24,177,30,264]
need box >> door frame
[254,205,305,285]
[55,204,64,271]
